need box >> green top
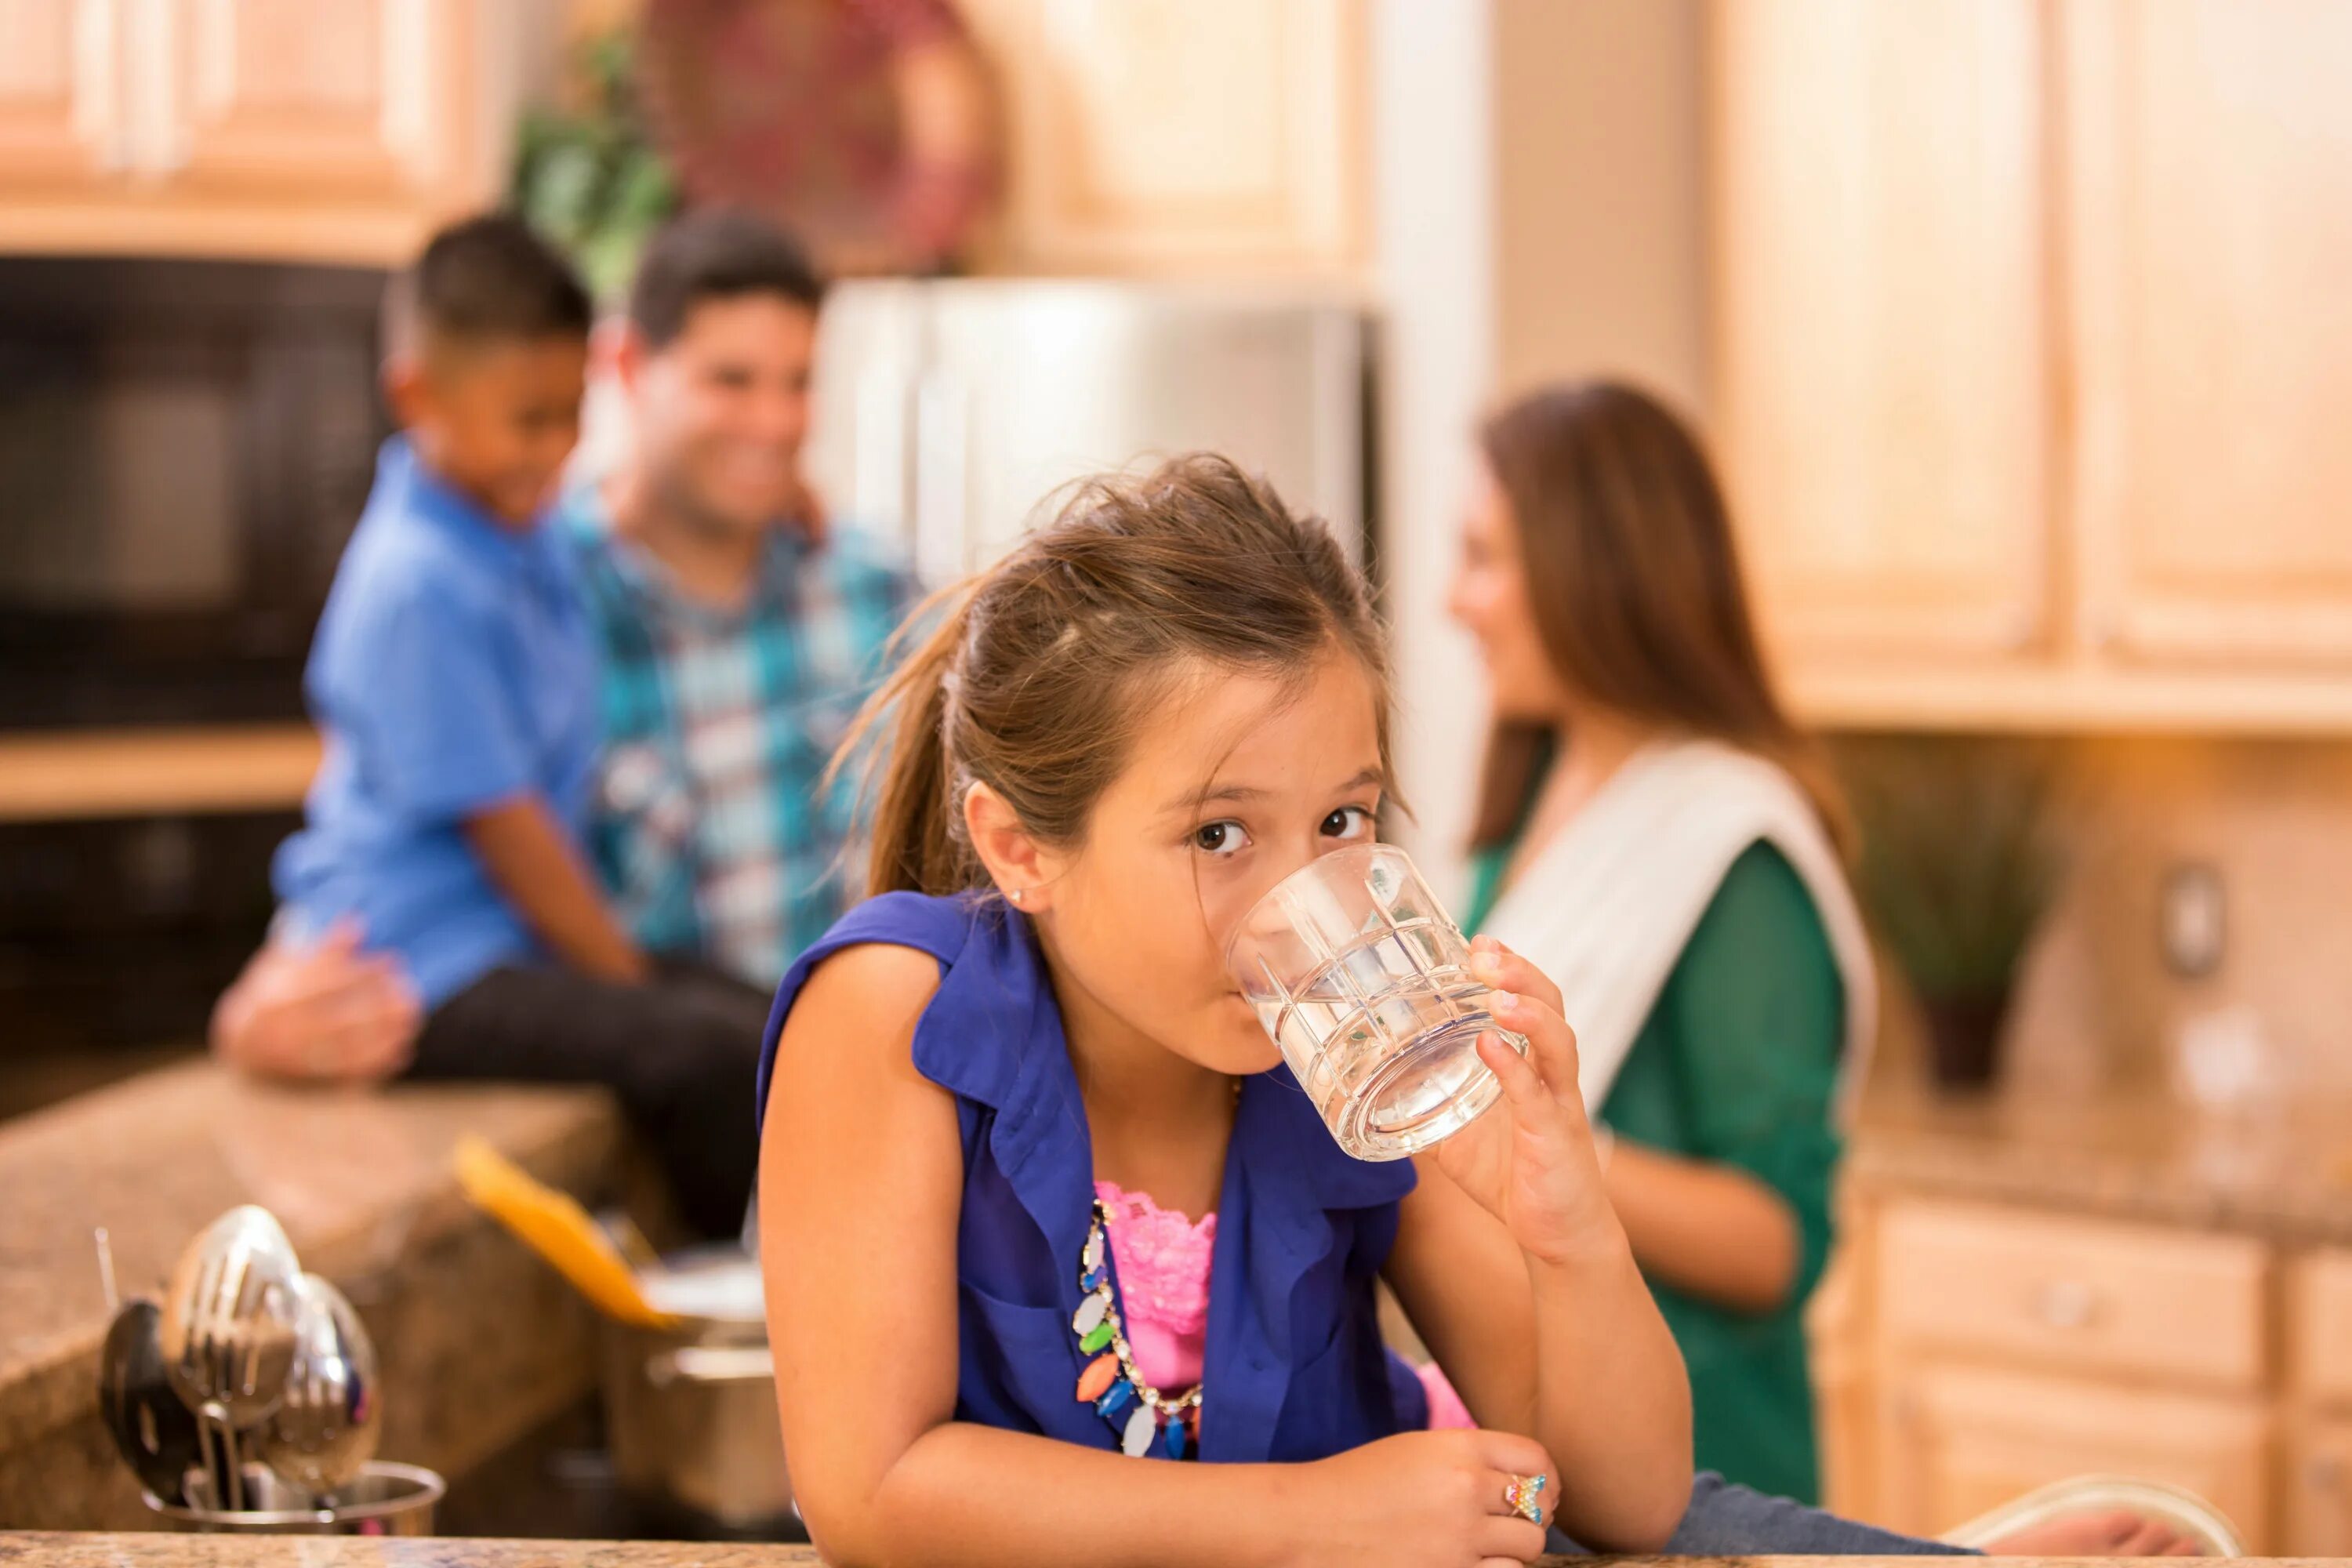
[1465,833,1843,1504]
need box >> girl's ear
[964,782,1060,910]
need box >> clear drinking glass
[1225,843,1527,1161]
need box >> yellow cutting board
[453,1135,681,1329]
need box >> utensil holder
[143,1460,444,1536]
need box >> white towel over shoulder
[1479,738,1875,1122]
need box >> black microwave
[0,256,391,730]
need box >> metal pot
[597,1247,793,1530]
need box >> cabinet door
[1879,1363,2273,1550]
[1806,1241,1879,1519]
[2067,0,2352,667]
[2293,1249,2352,1410]
[0,0,114,183]
[1711,0,2051,663]
[2289,1422,2352,1555]
[957,0,1363,274]
[137,0,465,201]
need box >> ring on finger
[1504,1472,1546,1526]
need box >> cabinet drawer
[2293,1250,2352,1408]
[1877,1200,2270,1390]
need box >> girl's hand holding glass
[1431,936,1622,1268]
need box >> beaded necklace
[1070,1198,1203,1459]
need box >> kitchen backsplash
[1973,737,2352,1099]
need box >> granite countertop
[0,1540,2319,1568]
[0,1059,630,1529]
[1848,1076,2352,1243]
[6,1543,821,1567]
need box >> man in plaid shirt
[210,212,916,1228]
[556,211,916,990]
[566,477,911,990]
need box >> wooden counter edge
[0,724,318,822]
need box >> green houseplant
[1837,737,2067,1088]
[510,26,677,306]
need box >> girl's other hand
[1433,937,1620,1265]
[1283,1429,1558,1568]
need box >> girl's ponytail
[835,583,977,898]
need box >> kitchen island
[0,1060,633,1530]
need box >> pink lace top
[1093,1179,1473,1428]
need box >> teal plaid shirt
[557,488,916,988]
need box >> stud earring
[1007,888,1024,905]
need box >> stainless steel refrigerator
[802,280,1371,588]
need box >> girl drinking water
[755,455,1692,1567]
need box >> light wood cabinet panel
[2066,0,2352,670]
[1711,0,2050,665]
[1880,1362,2274,1549]
[959,0,1364,274]
[1807,1240,1878,1519]
[1838,1194,2326,1540]
[0,0,112,183]
[2292,1249,2352,1410]
[2288,1421,2352,1555]
[1876,1198,2270,1391]
[0,0,508,262]
[1714,0,2352,730]
[149,0,467,201]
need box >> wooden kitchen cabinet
[1711,0,2352,730]
[156,0,466,203]
[2288,1421,2352,1555]
[1864,1196,2276,1544]
[956,0,1365,275]
[0,0,108,186]
[0,0,514,263]
[1878,1362,2274,1549]
[1806,1238,1880,1526]
[2293,1249,2352,1409]
[1826,1195,2352,1548]
[2065,0,2352,672]
[2288,1250,2352,1552]
[1711,0,2052,669]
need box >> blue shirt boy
[274,436,601,1006]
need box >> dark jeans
[409,955,770,1240]
[1549,1473,1975,1557]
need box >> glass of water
[1226,844,1526,1162]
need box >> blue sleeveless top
[756,890,1432,1461]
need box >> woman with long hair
[1448,380,1872,1503]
